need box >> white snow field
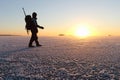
[0,36,120,80]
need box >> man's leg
[35,33,42,46]
[28,33,34,47]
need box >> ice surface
[0,36,120,79]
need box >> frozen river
[0,36,120,79]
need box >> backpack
[25,15,32,30]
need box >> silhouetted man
[28,12,44,47]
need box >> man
[28,12,44,47]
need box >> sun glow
[74,25,90,37]
[66,24,97,37]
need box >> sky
[0,0,120,36]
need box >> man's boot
[28,40,34,47]
[35,40,42,47]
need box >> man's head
[32,12,37,18]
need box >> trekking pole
[22,8,26,16]
[22,8,29,34]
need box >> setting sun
[66,24,94,37]
[74,25,90,37]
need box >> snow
[0,36,120,79]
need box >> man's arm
[37,25,44,29]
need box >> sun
[66,24,94,37]
[74,25,90,37]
